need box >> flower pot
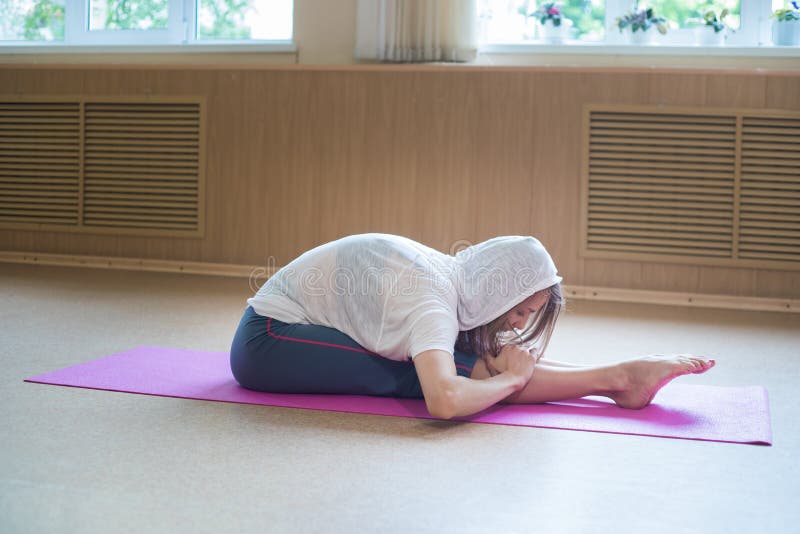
[626,29,655,45]
[538,19,572,43]
[772,20,800,46]
[694,27,726,45]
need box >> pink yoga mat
[25,346,772,445]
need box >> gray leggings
[229,306,478,398]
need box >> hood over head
[453,236,562,331]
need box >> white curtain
[355,0,478,63]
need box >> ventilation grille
[0,97,203,237]
[740,116,800,263]
[584,106,800,270]
[0,102,81,226]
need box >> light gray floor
[1,263,798,534]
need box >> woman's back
[248,233,460,361]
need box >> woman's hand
[414,349,534,419]
[489,344,536,389]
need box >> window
[479,0,790,47]
[0,0,293,45]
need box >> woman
[230,233,714,419]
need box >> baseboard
[0,251,270,278]
[562,286,796,314]
[1,251,796,314]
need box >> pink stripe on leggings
[455,364,472,375]
[266,318,473,375]
[266,317,383,357]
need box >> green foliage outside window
[0,0,65,41]
[560,0,606,39]
[198,0,253,40]
[25,0,65,39]
[95,0,168,30]
[642,0,741,30]
[0,0,259,41]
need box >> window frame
[480,0,794,50]
[0,0,295,48]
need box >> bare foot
[609,354,716,409]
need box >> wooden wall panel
[528,73,584,283]
[275,71,323,262]
[314,73,373,246]
[6,68,85,95]
[1,66,798,299]
[473,73,537,243]
[648,73,707,106]
[705,76,766,108]
[766,76,800,110]
[363,73,421,241]
[413,72,479,252]
[216,71,277,264]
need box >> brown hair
[455,283,565,365]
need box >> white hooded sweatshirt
[247,233,562,362]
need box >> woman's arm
[413,347,535,419]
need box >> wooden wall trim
[2,251,796,314]
[0,251,268,278]
[1,63,800,76]
[563,285,797,314]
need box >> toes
[690,358,715,374]
[695,357,715,368]
[681,355,716,373]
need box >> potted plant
[693,8,731,45]
[530,2,573,43]
[615,2,668,44]
[772,2,800,46]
